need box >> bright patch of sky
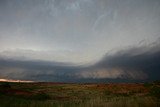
[0,0,160,64]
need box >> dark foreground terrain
[0,81,160,107]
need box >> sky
[0,0,160,82]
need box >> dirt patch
[1,88,33,96]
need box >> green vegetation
[0,82,160,107]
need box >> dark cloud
[0,0,160,63]
[92,42,160,81]
[0,59,83,81]
[0,40,160,82]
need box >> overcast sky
[0,0,160,64]
[0,0,160,82]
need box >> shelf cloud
[0,0,160,82]
[0,40,159,82]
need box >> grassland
[0,82,160,107]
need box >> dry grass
[0,82,160,107]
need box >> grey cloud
[0,59,81,81]
[91,40,160,81]
[0,0,160,82]
[1,0,160,63]
[0,40,160,82]
[75,69,148,80]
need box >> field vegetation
[0,82,160,107]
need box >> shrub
[0,82,11,89]
[150,86,160,99]
[31,92,50,100]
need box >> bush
[0,82,11,89]
[144,82,152,88]
[31,92,50,100]
[150,86,160,99]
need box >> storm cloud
[0,40,160,82]
[0,0,160,82]
[0,0,160,64]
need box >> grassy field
[0,82,160,107]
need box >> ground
[0,82,160,107]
